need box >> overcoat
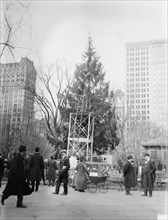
[133,164,138,186]
[47,159,57,180]
[75,162,88,190]
[142,159,156,186]
[29,153,44,182]
[123,160,135,187]
[0,157,4,177]
[58,156,70,183]
[3,153,32,198]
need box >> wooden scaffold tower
[67,94,94,161]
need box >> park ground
[0,182,167,220]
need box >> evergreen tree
[67,36,120,154]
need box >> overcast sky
[4,0,168,90]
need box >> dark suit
[0,156,4,187]
[29,152,44,191]
[55,156,70,194]
[2,153,32,205]
[143,159,156,196]
[123,160,135,194]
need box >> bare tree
[0,114,15,157]
[24,63,74,150]
[0,1,34,60]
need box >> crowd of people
[0,145,166,208]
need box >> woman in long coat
[75,156,89,192]
[47,156,57,186]
[123,155,135,195]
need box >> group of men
[123,153,156,197]
[1,146,70,208]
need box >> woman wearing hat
[75,155,89,192]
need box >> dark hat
[127,155,133,160]
[19,145,27,152]
[144,153,150,157]
[35,147,39,152]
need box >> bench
[155,171,168,190]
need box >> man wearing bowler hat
[141,153,156,197]
[1,145,33,208]
[53,149,70,195]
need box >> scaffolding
[67,94,94,162]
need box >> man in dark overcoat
[141,153,156,197]
[123,155,135,195]
[1,145,33,208]
[53,149,70,195]
[29,147,44,192]
[0,153,4,188]
[131,160,138,190]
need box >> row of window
[128,116,150,121]
[127,94,149,98]
[127,88,149,93]
[127,72,149,77]
[128,99,149,103]
[127,67,149,71]
[128,78,149,82]
[127,51,148,56]
[0,72,24,78]
[128,62,148,66]
[127,57,148,61]
[131,105,149,109]
[127,83,149,87]
[127,46,148,51]
[131,110,149,115]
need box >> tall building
[0,57,37,136]
[125,39,167,132]
[114,89,125,119]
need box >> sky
[2,0,168,90]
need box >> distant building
[114,89,125,119]
[125,39,167,132]
[0,57,37,136]
[140,136,168,164]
